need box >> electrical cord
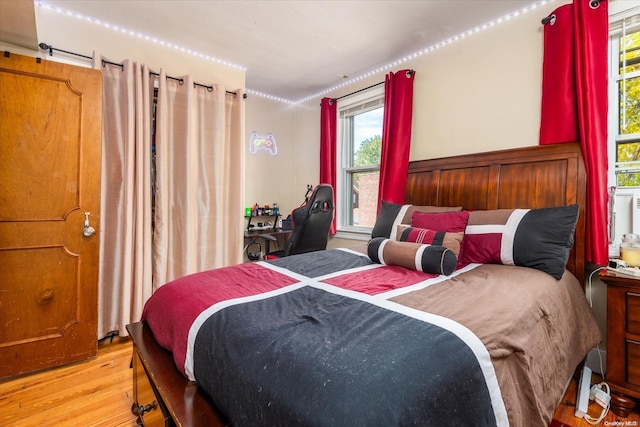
[583,266,611,424]
[586,266,607,380]
[586,266,605,309]
[584,382,610,425]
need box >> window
[337,86,384,236]
[610,13,640,188]
[609,10,640,245]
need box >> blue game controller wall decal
[249,132,277,155]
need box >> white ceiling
[2,0,549,102]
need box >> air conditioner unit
[633,194,640,235]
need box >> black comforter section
[193,285,497,427]
[266,249,374,277]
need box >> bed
[126,142,601,427]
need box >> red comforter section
[142,262,298,376]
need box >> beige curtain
[93,55,154,338]
[153,71,245,287]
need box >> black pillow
[371,201,405,238]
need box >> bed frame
[126,142,586,426]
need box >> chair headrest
[291,184,334,225]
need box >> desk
[244,228,291,260]
[246,213,280,231]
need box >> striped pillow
[395,225,464,257]
[460,204,579,280]
[367,238,457,276]
[371,200,462,239]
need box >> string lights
[294,0,553,105]
[35,0,553,105]
[35,1,247,72]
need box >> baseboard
[585,347,606,375]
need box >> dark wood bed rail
[127,321,228,426]
[404,142,586,284]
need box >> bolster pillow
[367,237,457,276]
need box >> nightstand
[599,270,640,417]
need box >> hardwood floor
[553,375,640,427]
[1,337,638,426]
[0,337,138,427]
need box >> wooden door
[0,52,102,378]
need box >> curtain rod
[333,69,414,101]
[335,81,384,101]
[38,43,246,98]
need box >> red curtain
[377,69,415,210]
[539,0,609,266]
[320,97,337,234]
[540,4,579,145]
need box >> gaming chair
[268,184,334,258]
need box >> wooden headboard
[405,143,586,284]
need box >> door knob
[83,211,96,237]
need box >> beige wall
[287,2,545,166]
[244,97,319,217]
[409,10,543,160]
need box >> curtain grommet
[542,14,557,26]
[589,0,600,9]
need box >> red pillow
[411,210,470,233]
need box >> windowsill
[334,228,372,241]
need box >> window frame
[608,9,640,189]
[334,85,384,240]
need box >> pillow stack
[371,200,462,239]
[369,201,464,276]
[369,200,580,280]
